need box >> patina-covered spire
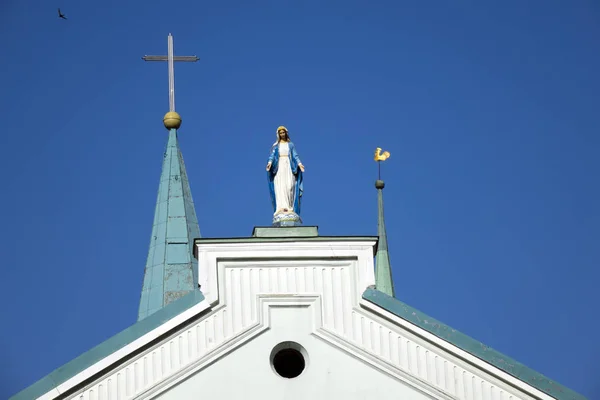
[138,112,201,321]
[138,34,201,321]
[374,148,395,297]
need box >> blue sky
[1,0,598,398]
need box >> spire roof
[375,179,395,297]
[137,127,200,321]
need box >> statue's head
[276,126,290,142]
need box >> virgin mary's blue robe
[267,142,304,215]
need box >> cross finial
[142,33,200,113]
[167,33,175,111]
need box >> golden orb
[163,111,182,130]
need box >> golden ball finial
[163,111,182,130]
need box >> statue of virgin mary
[266,126,305,223]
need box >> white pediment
[154,295,441,400]
[48,238,558,400]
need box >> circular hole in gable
[270,341,307,379]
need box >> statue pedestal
[272,211,303,227]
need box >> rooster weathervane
[374,147,390,180]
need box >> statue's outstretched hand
[299,164,305,172]
[266,162,272,171]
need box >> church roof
[9,290,207,400]
[137,127,201,321]
[11,282,585,400]
[363,288,586,400]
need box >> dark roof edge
[9,290,207,400]
[362,288,587,400]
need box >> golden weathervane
[374,148,390,162]
[374,147,390,180]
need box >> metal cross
[142,33,199,112]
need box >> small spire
[138,34,202,321]
[374,148,395,297]
[137,127,201,321]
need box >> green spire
[375,179,395,297]
[137,126,201,321]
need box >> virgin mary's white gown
[273,142,296,214]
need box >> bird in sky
[58,8,67,20]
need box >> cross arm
[142,55,200,62]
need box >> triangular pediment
[12,236,586,400]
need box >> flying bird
[58,8,67,20]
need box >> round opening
[270,342,307,379]
[273,348,305,378]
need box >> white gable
[156,296,434,400]
[39,237,558,400]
